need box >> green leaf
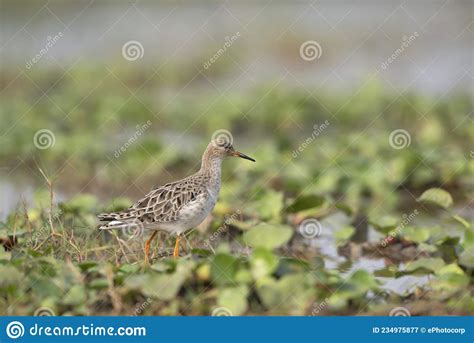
[250,248,279,279]
[433,264,469,292]
[89,278,109,290]
[211,253,240,286]
[217,285,249,316]
[418,188,453,209]
[417,243,438,253]
[369,215,398,234]
[62,285,86,305]
[287,194,325,213]
[458,247,474,268]
[328,270,378,309]
[118,264,140,274]
[243,224,293,249]
[402,226,431,243]
[465,229,474,246]
[125,261,193,300]
[256,274,315,314]
[348,270,378,291]
[252,190,284,220]
[0,265,23,288]
[334,226,355,246]
[190,248,213,257]
[405,257,445,273]
[78,261,98,272]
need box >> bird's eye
[216,139,226,147]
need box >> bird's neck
[199,149,223,182]
[199,154,222,198]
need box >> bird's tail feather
[97,211,138,230]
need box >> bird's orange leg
[144,231,158,265]
[173,234,181,259]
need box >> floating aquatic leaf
[243,223,293,249]
[250,248,279,279]
[402,226,431,244]
[254,190,284,220]
[211,253,240,286]
[125,261,193,301]
[88,278,109,290]
[256,274,315,314]
[405,257,445,273]
[370,215,398,233]
[334,226,355,246]
[433,263,469,292]
[458,247,474,268]
[287,194,325,213]
[276,257,312,276]
[328,270,379,309]
[227,218,259,231]
[373,267,397,278]
[465,229,474,246]
[418,188,453,209]
[417,243,438,253]
[348,270,379,292]
[217,285,249,316]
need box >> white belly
[162,184,219,234]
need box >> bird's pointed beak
[232,150,256,162]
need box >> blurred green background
[0,0,472,316]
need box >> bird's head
[203,132,255,165]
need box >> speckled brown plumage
[97,135,255,261]
[98,173,211,226]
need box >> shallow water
[313,211,431,294]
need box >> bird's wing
[133,176,208,223]
[98,174,209,228]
